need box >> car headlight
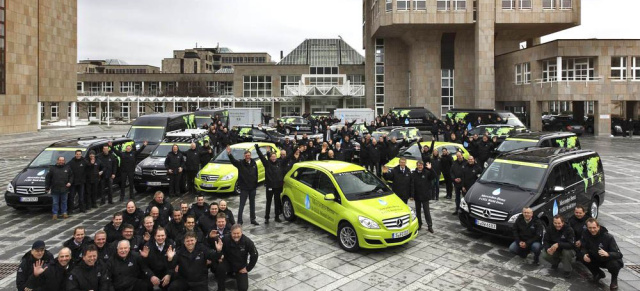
[508,213,521,223]
[135,165,142,175]
[7,182,15,193]
[410,207,417,221]
[358,216,380,229]
[220,173,235,181]
[460,199,469,212]
[484,161,488,168]
[135,144,141,150]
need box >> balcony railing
[283,82,365,97]
[534,76,603,87]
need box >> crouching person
[541,215,575,278]
[214,224,259,291]
[509,207,543,264]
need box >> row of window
[381,0,571,12]
[221,57,267,64]
[503,0,572,10]
[104,68,150,74]
[520,57,640,84]
[610,56,640,81]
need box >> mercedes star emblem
[151,170,157,176]
[483,209,491,218]
[27,187,34,194]
[396,219,403,228]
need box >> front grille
[382,215,410,230]
[15,186,46,195]
[201,175,219,182]
[142,169,167,176]
[470,205,509,221]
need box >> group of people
[510,206,624,290]
[17,192,258,291]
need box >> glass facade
[375,39,385,115]
[243,76,272,97]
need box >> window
[611,56,627,81]
[523,62,531,84]
[175,103,183,112]
[585,101,595,115]
[77,82,83,93]
[67,103,79,118]
[121,102,130,119]
[347,75,365,85]
[542,60,557,82]
[633,57,640,80]
[386,0,392,12]
[243,75,272,97]
[441,69,454,116]
[318,173,338,196]
[413,0,426,10]
[454,0,466,10]
[88,104,97,118]
[543,0,555,9]
[397,0,409,10]
[560,0,571,9]
[502,0,515,9]
[310,67,338,75]
[562,58,595,81]
[40,103,45,120]
[103,82,113,93]
[375,39,385,115]
[154,102,164,113]
[207,81,233,95]
[437,0,450,11]
[515,64,523,84]
[296,168,317,187]
[280,75,301,96]
[0,0,5,94]
[280,104,301,117]
[519,0,531,9]
[120,81,142,94]
[51,102,59,119]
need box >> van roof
[448,108,512,114]
[510,131,577,140]
[131,112,192,126]
[48,137,132,148]
[499,147,596,164]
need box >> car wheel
[338,222,360,252]
[135,185,147,193]
[234,180,241,195]
[589,198,599,219]
[282,196,296,221]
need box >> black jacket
[96,244,113,264]
[67,157,88,185]
[197,212,218,234]
[187,202,209,222]
[26,258,70,291]
[104,222,123,244]
[386,139,408,160]
[228,153,258,191]
[365,142,383,163]
[214,235,259,273]
[568,215,589,243]
[462,162,482,190]
[543,224,575,251]
[581,226,623,264]
[62,236,93,266]
[165,220,186,242]
[86,158,103,184]
[45,164,73,193]
[440,154,453,179]
[175,227,204,248]
[66,261,111,291]
[109,236,144,255]
[97,152,118,178]
[122,208,145,231]
[146,199,174,227]
[222,208,236,226]
[184,148,201,171]
[170,244,216,284]
[512,216,544,246]
[255,144,285,188]
[107,252,153,291]
[16,250,54,291]
[112,145,145,173]
[199,146,214,167]
[450,159,466,189]
[142,240,175,278]
[476,140,495,162]
[383,166,412,201]
[164,150,185,171]
[410,168,437,201]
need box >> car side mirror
[552,186,565,194]
[324,194,336,201]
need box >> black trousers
[238,188,256,223]
[583,259,622,280]
[368,161,381,176]
[86,182,99,207]
[168,278,208,291]
[119,170,135,200]
[168,171,182,197]
[442,174,453,198]
[454,185,463,213]
[115,278,153,291]
[415,199,432,228]
[185,170,198,195]
[432,132,439,141]
[265,187,282,219]
[215,260,249,291]
[68,184,84,212]
[101,176,113,203]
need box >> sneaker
[52,214,58,220]
[62,213,69,219]
[250,220,260,226]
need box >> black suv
[279,116,314,134]
[446,109,527,131]
[390,107,438,132]
[486,132,581,167]
[5,137,133,210]
[235,125,287,146]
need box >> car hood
[138,157,166,169]
[14,167,48,186]
[385,158,418,169]
[348,195,412,221]
[465,182,535,214]
[200,163,238,176]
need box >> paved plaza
[0,126,639,290]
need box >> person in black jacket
[462,156,482,195]
[45,156,73,219]
[104,212,124,244]
[110,224,144,255]
[108,240,155,291]
[227,145,259,225]
[430,119,441,141]
[97,144,118,205]
[167,231,215,291]
[62,227,93,266]
[67,244,112,291]
[541,215,575,278]
[440,148,454,199]
[509,207,543,264]
[85,152,102,209]
[428,148,442,201]
[67,150,87,213]
[165,210,186,243]
[569,205,589,261]
[382,157,412,204]
[111,140,146,201]
[410,161,436,232]
[146,191,174,227]
[27,247,72,291]
[219,200,236,226]
[93,231,112,264]
[187,194,209,222]
[366,138,383,176]
[165,145,185,197]
[179,216,205,248]
[450,152,466,215]
[184,142,201,195]
[16,240,54,291]
[213,225,259,291]
[198,202,221,235]
[199,140,214,168]
[123,200,145,231]
[255,144,285,223]
[139,228,174,290]
[475,135,494,169]
[581,218,624,290]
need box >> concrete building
[0,0,77,134]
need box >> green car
[195,142,280,194]
[281,161,420,251]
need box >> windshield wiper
[481,180,531,193]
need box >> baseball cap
[32,240,46,250]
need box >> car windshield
[503,114,525,127]
[397,144,422,160]
[213,148,254,163]
[266,128,284,137]
[497,140,538,152]
[473,126,514,137]
[127,127,165,143]
[478,160,547,191]
[151,144,191,157]
[281,117,305,124]
[333,170,392,201]
[389,130,405,139]
[29,149,84,168]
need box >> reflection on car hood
[348,195,411,221]
[138,157,166,169]
[15,167,48,186]
[200,163,238,176]
[465,182,534,214]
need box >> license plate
[147,182,162,186]
[20,197,38,202]
[392,230,409,238]
[475,219,497,230]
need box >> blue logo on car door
[305,194,311,209]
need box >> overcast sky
[79,0,639,67]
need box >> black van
[485,132,580,167]
[126,112,196,163]
[458,148,605,238]
[5,137,134,210]
[446,109,527,131]
[389,107,438,132]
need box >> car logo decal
[37,170,46,176]
[378,199,387,206]
[482,209,491,218]
[396,219,403,227]
[27,187,34,194]
[404,119,409,125]
[305,194,311,209]
[492,188,501,196]
[152,170,157,176]
[553,200,559,216]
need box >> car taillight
[566,125,573,131]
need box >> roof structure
[278,39,365,66]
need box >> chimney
[280,50,284,60]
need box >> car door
[291,168,319,221]
[568,156,590,209]
[315,171,341,231]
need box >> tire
[234,180,241,195]
[338,222,360,252]
[589,198,599,219]
[282,196,296,222]
[135,185,147,193]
